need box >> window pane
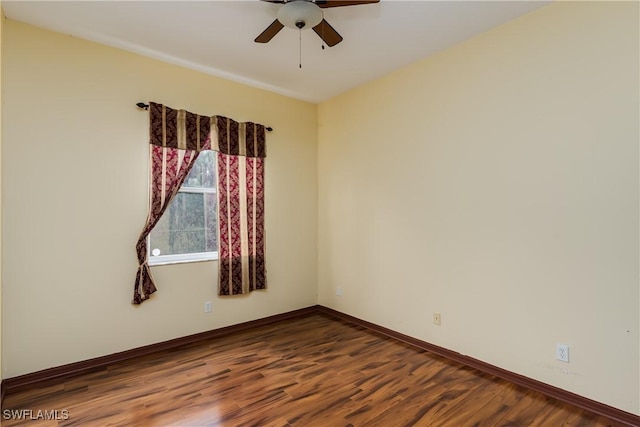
[150,192,206,256]
[149,150,218,263]
[183,151,216,188]
[150,191,218,259]
[205,192,218,252]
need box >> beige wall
[318,1,639,415]
[1,20,317,378]
[2,0,638,417]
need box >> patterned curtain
[215,117,267,295]
[133,103,211,304]
[133,103,267,304]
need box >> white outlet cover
[433,313,441,325]
[556,344,569,362]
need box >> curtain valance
[148,102,267,158]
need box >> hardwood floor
[2,314,630,426]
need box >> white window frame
[148,159,218,266]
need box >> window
[149,151,217,265]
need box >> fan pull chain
[321,15,325,50]
[299,28,302,69]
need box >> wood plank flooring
[1,314,630,426]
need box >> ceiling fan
[255,0,380,47]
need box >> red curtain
[133,103,267,304]
[133,145,201,304]
[217,153,266,295]
[215,116,267,295]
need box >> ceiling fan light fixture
[277,1,323,30]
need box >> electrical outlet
[556,344,569,362]
[336,287,343,297]
[433,312,441,326]
[204,301,212,313]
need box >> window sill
[149,252,219,267]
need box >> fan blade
[255,19,284,43]
[313,19,343,47]
[316,0,379,8]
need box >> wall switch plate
[556,344,569,362]
[204,301,212,313]
[336,287,343,297]
[433,312,441,325]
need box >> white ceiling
[2,0,550,103]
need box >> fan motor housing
[277,1,323,29]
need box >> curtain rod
[136,103,273,132]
